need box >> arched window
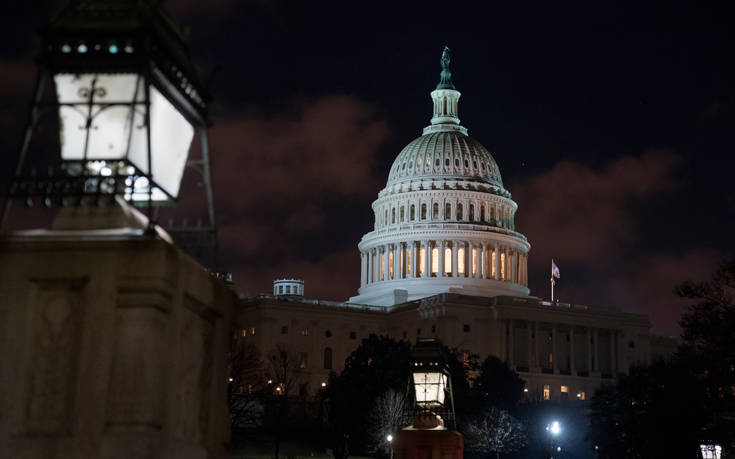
[491,206,495,222]
[421,204,427,220]
[400,206,405,222]
[480,206,485,222]
[410,204,415,221]
[385,209,388,225]
[432,203,439,220]
[392,208,396,224]
[455,158,460,168]
[469,204,475,221]
[324,347,333,370]
[445,203,451,219]
[457,203,464,220]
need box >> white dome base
[348,277,530,307]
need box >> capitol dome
[349,47,531,306]
[386,131,504,190]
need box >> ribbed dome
[386,131,503,188]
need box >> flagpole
[550,277,554,303]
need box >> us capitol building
[237,49,671,402]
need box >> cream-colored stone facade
[236,292,652,402]
[0,231,235,459]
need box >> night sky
[2,1,734,337]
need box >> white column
[411,242,418,278]
[422,240,430,277]
[393,243,400,280]
[438,240,445,277]
[493,243,500,280]
[481,243,488,279]
[451,241,458,277]
[382,244,390,281]
[368,249,374,283]
[360,252,366,286]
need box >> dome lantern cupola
[427,47,464,133]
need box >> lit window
[431,247,439,274]
[491,252,496,277]
[548,352,553,365]
[543,384,551,400]
[444,247,451,273]
[462,351,470,367]
[250,327,256,336]
[406,249,411,275]
[298,352,308,369]
[458,247,465,274]
[388,252,394,278]
[419,248,425,274]
[380,253,385,280]
[472,248,477,275]
[577,391,586,400]
[301,328,309,336]
[561,385,568,393]
[241,328,247,337]
[500,253,506,279]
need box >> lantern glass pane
[54,73,194,200]
[413,372,447,405]
[55,73,145,161]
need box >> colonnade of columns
[359,240,528,287]
[502,319,619,377]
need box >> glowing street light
[546,420,561,436]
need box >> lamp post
[393,339,463,459]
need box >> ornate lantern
[2,0,214,231]
[410,338,455,428]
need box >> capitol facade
[235,50,672,401]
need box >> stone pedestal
[0,229,235,459]
[394,423,463,459]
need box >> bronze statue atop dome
[437,45,456,90]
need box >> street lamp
[386,434,394,459]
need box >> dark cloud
[510,150,722,335]
[199,95,388,296]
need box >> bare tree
[464,407,527,459]
[367,389,411,455]
[263,345,308,459]
[228,338,266,431]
